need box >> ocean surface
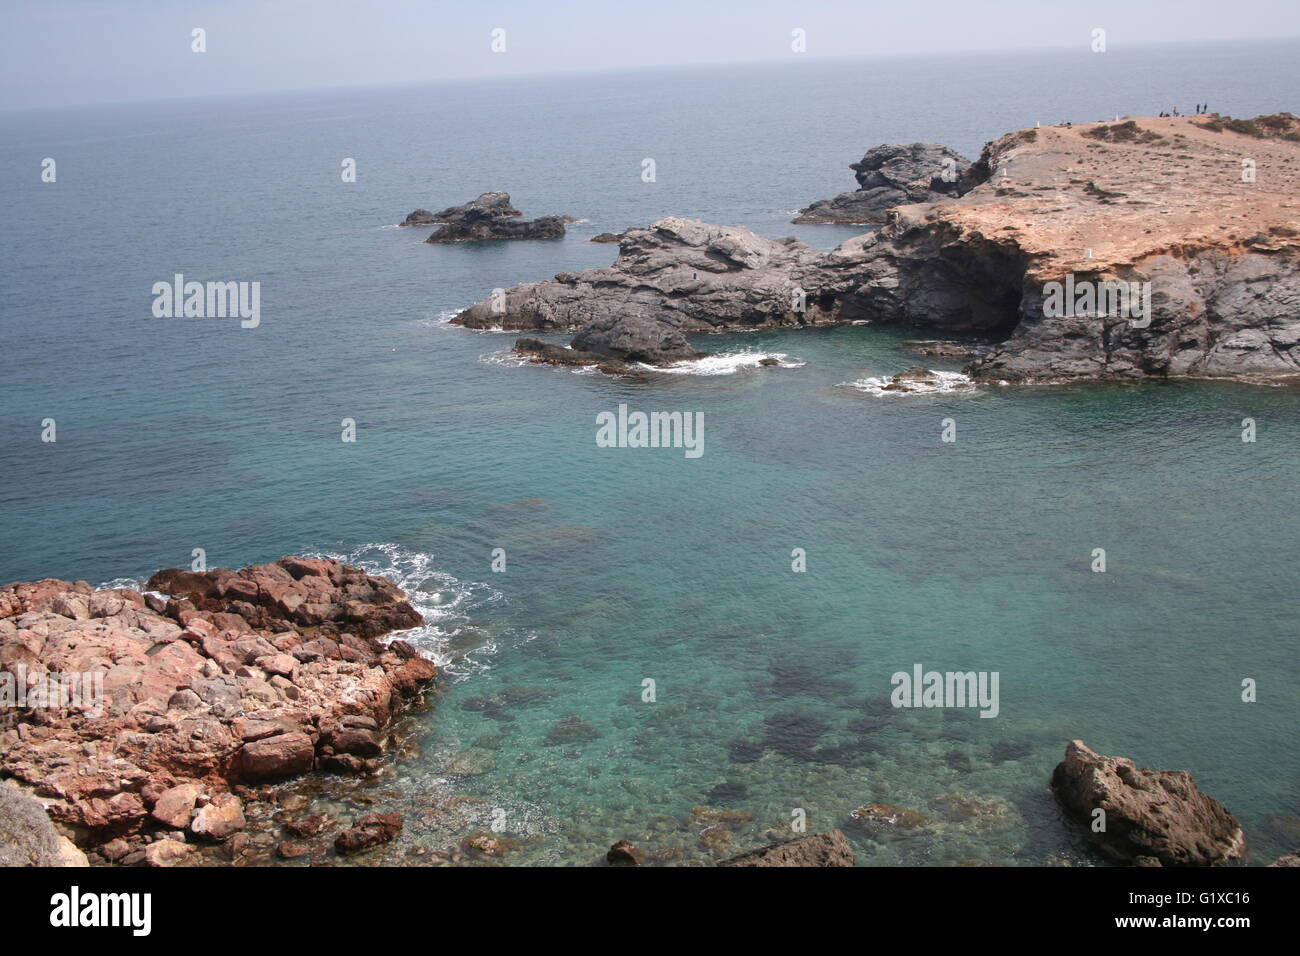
[2,40,1298,865]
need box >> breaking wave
[642,351,805,376]
[839,370,977,396]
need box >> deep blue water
[2,40,1298,865]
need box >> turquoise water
[1,42,1298,865]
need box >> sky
[3,0,1299,111]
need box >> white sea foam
[304,542,515,680]
[641,351,805,376]
[840,369,977,396]
[97,544,516,681]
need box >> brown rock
[237,732,315,780]
[334,813,403,855]
[1050,740,1245,866]
[606,839,642,866]
[150,783,201,829]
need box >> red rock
[150,783,201,829]
[237,732,314,780]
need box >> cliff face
[854,116,1300,382]
[455,115,1300,383]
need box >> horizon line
[4,33,1298,117]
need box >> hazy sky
[3,0,1298,110]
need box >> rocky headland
[403,191,569,242]
[453,114,1300,383]
[793,142,974,224]
[0,556,435,865]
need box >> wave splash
[840,369,977,396]
[642,351,805,376]
[99,543,515,682]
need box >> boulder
[1050,740,1245,866]
[334,813,402,855]
[237,732,315,780]
[191,792,246,840]
[150,783,201,829]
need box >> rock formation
[0,557,435,861]
[794,142,973,224]
[718,829,856,867]
[453,115,1300,383]
[456,217,829,333]
[1050,740,1246,866]
[402,191,568,242]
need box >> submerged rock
[606,839,643,866]
[794,142,973,224]
[1050,740,1245,866]
[718,829,855,867]
[334,812,403,855]
[849,803,930,830]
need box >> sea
[2,38,1298,865]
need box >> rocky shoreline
[3,556,1295,866]
[452,114,1300,383]
[0,557,435,866]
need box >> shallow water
[2,41,1298,865]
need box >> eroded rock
[1050,740,1245,866]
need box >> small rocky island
[793,142,973,224]
[402,191,569,242]
[453,114,1300,383]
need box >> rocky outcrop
[718,829,855,867]
[454,217,832,334]
[1268,849,1300,866]
[400,208,440,227]
[454,116,1300,383]
[794,142,973,224]
[1051,740,1246,866]
[0,557,435,859]
[407,191,568,242]
[0,780,87,866]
